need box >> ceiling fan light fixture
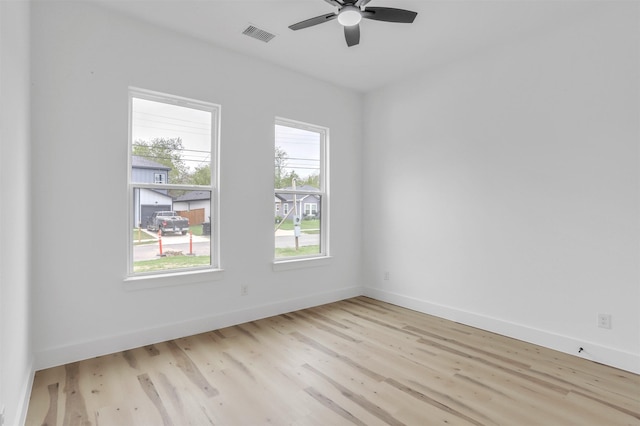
[337,6,362,26]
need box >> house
[131,155,170,185]
[173,190,211,225]
[131,155,174,227]
[275,185,320,220]
[2,1,639,425]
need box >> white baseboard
[15,357,35,426]
[363,287,640,375]
[34,286,363,371]
[33,285,639,376]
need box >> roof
[278,185,319,192]
[275,185,320,202]
[131,155,171,171]
[174,190,210,202]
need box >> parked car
[147,211,189,235]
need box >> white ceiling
[92,0,590,93]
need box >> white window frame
[126,88,221,281]
[274,117,329,264]
[304,202,317,217]
[154,172,165,184]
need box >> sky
[275,124,320,180]
[132,97,212,171]
[132,97,321,180]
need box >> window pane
[275,192,322,258]
[129,91,217,276]
[132,98,212,186]
[132,188,212,274]
[274,124,320,191]
[274,119,326,260]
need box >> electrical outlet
[598,313,612,329]
[384,271,390,281]
[241,284,249,296]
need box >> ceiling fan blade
[289,13,337,31]
[344,24,360,47]
[355,0,372,7]
[362,7,417,24]
[324,0,343,6]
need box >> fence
[177,208,205,225]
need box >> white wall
[0,0,33,424]
[363,2,639,373]
[30,1,363,369]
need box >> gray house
[275,185,320,221]
[131,155,170,184]
[131,155,173,227]
[174,190,211,225]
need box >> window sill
[272,256,332,271]
[123,268,224,291]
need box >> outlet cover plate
[598,313,612,329]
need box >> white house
[173,190,211,224]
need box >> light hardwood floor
[26,297,640,425]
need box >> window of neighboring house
[304,202,318,217]
[274,118,328,261]
[128,88,220,278]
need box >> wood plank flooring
[26,297,640,425]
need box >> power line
[132,143,211,155]
[134,111,211,128]
[134,124,210,137]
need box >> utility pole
[293,178,300,251]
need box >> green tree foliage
[275,146,288,189]
[300,173,319,188]
[133,137,189,184]
[191,164,211,186]
[274,146,319,189]
[281,170,301,188]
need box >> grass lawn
[276,219,320,232]
[133,255,210,273]
[275,245,320,258]
[190,224,205,236]
[133,228,157,245]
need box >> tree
[275,146,289,189]
[281,170,301,188]
[191,164,211,186]
[133,137,189,184]
[301,173,319,188]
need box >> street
[133,230,319,261]
[274,229,319,248]
[133,233,210,261]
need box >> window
[274,118,328,260]
[304,202,317,217]
[128,88,220,277]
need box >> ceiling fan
[288,0,418,47]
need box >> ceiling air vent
[242,25,276,43]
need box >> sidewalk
[134,228,210,244]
